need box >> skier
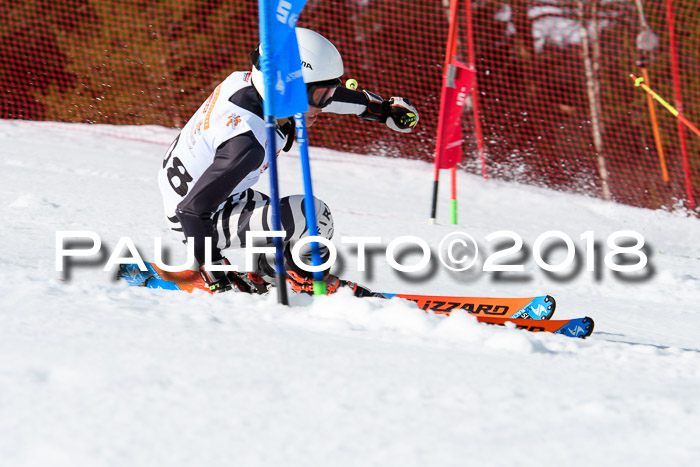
[158,27,419,294]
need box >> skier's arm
[175,131,264,265]
[322,87,368,115]
[323,87,419,133]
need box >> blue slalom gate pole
[258,0,308,304]
[295,113,327,295]
[264,116,289,305]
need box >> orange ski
[118,263,593,337]
[119,263,555,319]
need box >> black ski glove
[360,91,419,133]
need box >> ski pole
[630,74,700,139]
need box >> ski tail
[118,263,207,292]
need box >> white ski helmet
[251,28,344,97]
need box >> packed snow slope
[1,120,699,467]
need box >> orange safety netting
[1,0,698,214]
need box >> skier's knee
[278,195,334,277]
[281,195,334,240]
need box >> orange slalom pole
[641,69,669,183]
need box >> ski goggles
[307,78,341,109]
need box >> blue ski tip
[553,317,595,338]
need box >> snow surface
[1,120,699,466]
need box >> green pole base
[313,281,327,296]
[450,199,458,225]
